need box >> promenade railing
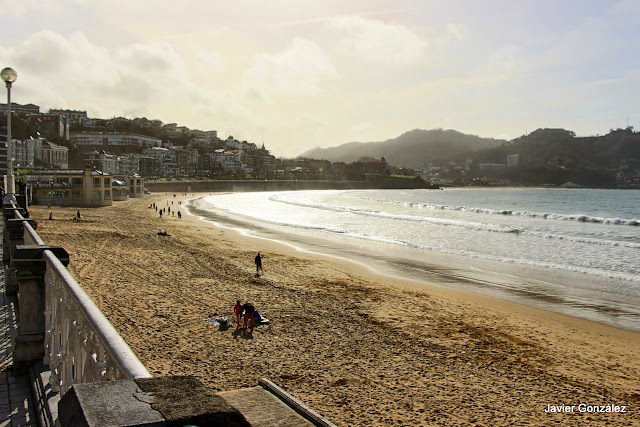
[5,200,150,396]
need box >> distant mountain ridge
[299,129,506,168]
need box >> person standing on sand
[234,300,242,327]
[255,252,263,274]
[242,302,255,329]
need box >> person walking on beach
[254,252,263,275]
[234,300,242,327]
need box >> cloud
[446,23,464,41]
[195,50,223,69]
[327,16,427,65]
[243,37,337,97]
[0,0,58,17]
[116,42,185,74]
[0,29,256,138]
[13,30,78,72]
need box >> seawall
[145,179,431,193]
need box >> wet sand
[31,194,640,426]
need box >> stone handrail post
[11,244,69,374]
[5,218,38,295]
[2,204,27,292]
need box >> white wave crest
[362,197,640,226]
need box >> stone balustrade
[43,249,151,394]
[3,200,150,390]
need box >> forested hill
[299,129,505,168]
[469,128,640,168]
[460,128,640,187]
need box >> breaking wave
[360,197,640,226]
[273,195,640,249]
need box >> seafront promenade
[0,197,334,427]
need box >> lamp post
[1,67,17,202]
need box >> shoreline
[187,194,640,337]
[29,194,640,426]
[187,193,640,333]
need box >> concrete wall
[145,179,430,194]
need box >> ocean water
[188,188,640,331]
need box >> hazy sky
[1,0,638,157]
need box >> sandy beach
[30,194,639,426]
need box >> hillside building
[49,109,88,123]
[0,102,40,115]
[70,132,162,153]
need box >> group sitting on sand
[234,300,266,330]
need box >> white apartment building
[507,154,519,167]
[84,152,118,175]
[174,146,199,175]
[83,152,143,175]
[212,150,251,172]
[224,136,257,151]
[142,147,179,176]
[11,139,36,167]
[41,140,69,169]
[10,138,68,169]
[190,129,218,142]
[118,155,139,176]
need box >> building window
[104,190,110,200]
[104,178,110,186]
[92,190,100,200]
[72,178,83,186]
[93,178,100,187]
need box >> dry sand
[30,194,640,426]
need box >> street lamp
[1,67,17,202]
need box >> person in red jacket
[234,300,242,327]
